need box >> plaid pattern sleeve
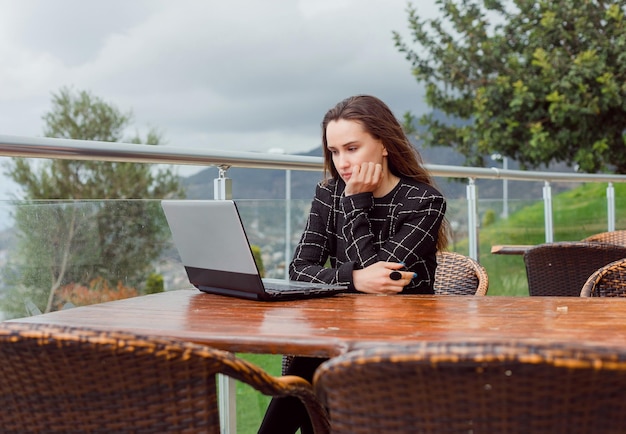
[290,177,446,293]
[289,181,356,286]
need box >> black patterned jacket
[289,177,446,294]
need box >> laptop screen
[161,200,259,275]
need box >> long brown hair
[321,95,449,251]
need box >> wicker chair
[434,251,489,296]
[313,341,626,434]
[0,322,330,434]
[523,241,626,296]
[580,257,626,297]
[582,229,626,246]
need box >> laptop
[161,200,348,301]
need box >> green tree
[2,87,184,316]
[393,0,626,173]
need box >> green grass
[232,182,626,431]
[235,353,282,433]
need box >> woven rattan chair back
[582,230,626,246]
[523,241,626,296]
[434,251,489,295]
[581,257,626,297]
[313,342,626,434]
[0,322,329,434]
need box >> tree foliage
[393,0,626,173]
[2,87,184,315]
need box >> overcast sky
[0,0,439,199]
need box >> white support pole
[502,157,509,218]
[213,164,236,434]
[214,165,232,200]
[607,182,615,232]
[285,169,291,280]
[217,376,237,434]
[543,181,553,243]
[467,179,478,260]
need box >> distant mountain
[182,159,326,200]
[182,112,576,201]
[181,144,466,200]
[181,146,574,202]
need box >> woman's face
[326,119,388,184]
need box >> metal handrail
[3,133,626,259]
[2,134,626,183]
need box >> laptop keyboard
[261,278,346,294]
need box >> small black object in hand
[389,271,402,281]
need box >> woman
[259,94,448,433]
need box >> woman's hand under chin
[344,162,383,196]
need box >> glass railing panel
[442,197,469,257]
[552,182,608,240]
[476,194,544,297]
[0,201,15,321]
[235,199,310,280]
[0,199,190,320]
[616,194,626,230]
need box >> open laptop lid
[161,200,266,298]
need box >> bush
[55,277,139,310]
[145,273,164,294]
[482,209,497,227]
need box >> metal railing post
[213,164,236,434]
[285,169,291,280]
[502,157,509,218]
[543,181,553,243]
[214,165,232,200]
[467,178,478,260]
[608,182,615,232]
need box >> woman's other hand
[352,261,415,294]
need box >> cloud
[0,0,434,158]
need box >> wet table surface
[9,289,626,356]
[491,244,533,255]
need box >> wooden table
[10,288,626,354]
[491,244,533,255]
